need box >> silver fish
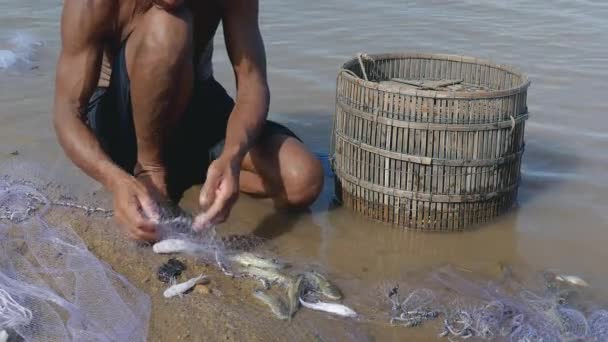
[287,275,304,318]
[253,290,289,320]
[299,298,357,318]
[163,274,207,298]
[153,239,203,255]
[304,271,343,300]
[555,274,590,287]
[229,252,285,270]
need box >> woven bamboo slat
[330,52,530,231]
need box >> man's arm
[195,0,269,230]
[53,0,122,189]
[221,0,270,162]
[53,0,159,240]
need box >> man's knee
[129,6,193,70]
[283,154,324,208]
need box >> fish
[163,274,208,298]
[253,290,289,320]
[555,274,590,287]
[229,252,285,270]
[287,275,305,318]
[299,298,357,318]
[238,266,291,287]
[152,239,203,255]
[304,271,343,300]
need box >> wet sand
[2,0,608,340]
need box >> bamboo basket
[330,52,530,231]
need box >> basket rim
[339,52,531,99]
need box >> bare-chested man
[52,0,324,241]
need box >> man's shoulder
[61,0,118,36]
[62,0,117,22]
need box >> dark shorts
[86,40,300,201]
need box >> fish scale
[304,271,343,300]
[253,290,289,321]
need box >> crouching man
[52,0,323,241]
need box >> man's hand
[193,156,241,231]
[111,176,162,241]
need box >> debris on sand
[157,258,186,283]
[194,284,211,295]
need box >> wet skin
[52,0,324,241]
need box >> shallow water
[1,0,607,340]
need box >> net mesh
[375,265,606,341]
[0,158,374,341]
[589,310,608,342]
[2,157,606,341]
[0,180,151,341]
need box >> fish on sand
[152,239,203,255]
[163,274,208,298]
[237,265,291,287]
[253,290,289,320]
[299,298,357,318]
[229,252,285,270]
[287,274,305,318]
[555,274,590,287]
[304,271,343,300]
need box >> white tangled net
[384,265,608,342]
[0,180,150,341]
[1,159,606,342]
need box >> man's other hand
[111,176,161,241]
[193,156,241,232]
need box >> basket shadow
[515,137,581,206]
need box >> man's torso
[98,0,223,87]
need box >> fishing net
[4,156,604,341]
[0,180,151,341]
[149,198,290,282]
[377,265,607,341]
[0,157,372,341]
[148,198,608,342]
[589,310,608,342]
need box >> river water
[1,0,607,340]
